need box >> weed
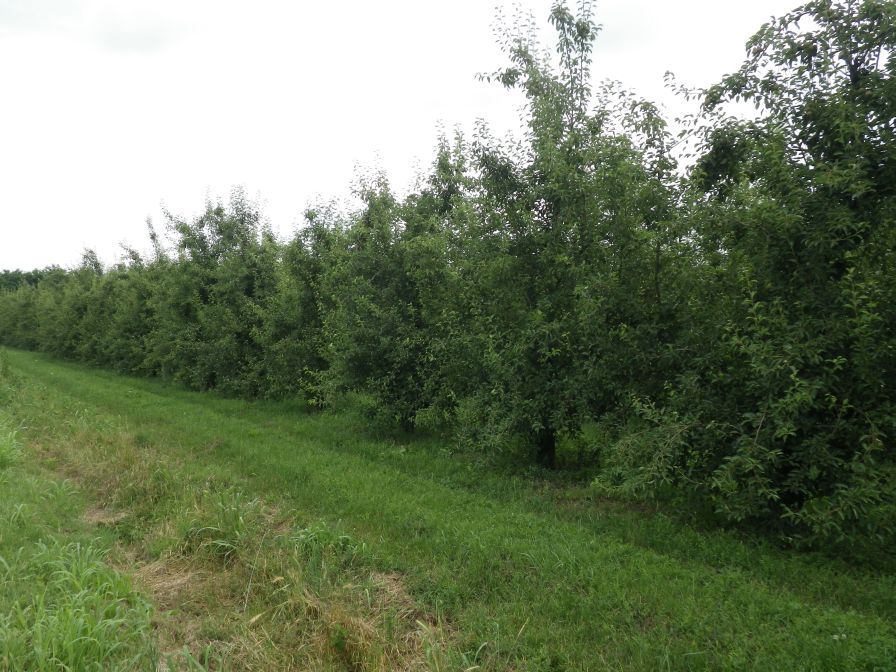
[292,522,370,580]
[41,478,79,502]
[181,488,263,565]
[0,418,21,471]
[6,503,26,526]
[115,460,176,512]
[0,540,156,671]
[164,645,225,670]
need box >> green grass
[1,347,895,671]
[0,404,157,670]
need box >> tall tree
[469,1,680,467]
[675,0,896,546]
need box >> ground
[1,348,894,671]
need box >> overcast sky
[1,0,800,270]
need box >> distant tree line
[1,0,893,556]
[0,268,54,292]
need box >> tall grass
[0,420,20,472]
[0,541,157,671]
[0,415,159,669]
[0,356,21,471]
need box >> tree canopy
[1,0,893,558]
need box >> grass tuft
[0,417,21,472]
[180,487,263,565]
[0,541,156,671]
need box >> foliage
[0,0,893,552]
[467,1,684,466]
[658,0,896,549]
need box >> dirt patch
[130,556,224,666]
[82,507,129,526]
[371,571,428,622]
[132,558,201,611]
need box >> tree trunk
[535,426,557,469]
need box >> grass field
[1,347,894,670]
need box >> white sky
[1,0,799,270]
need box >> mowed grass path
[5,349,895,671]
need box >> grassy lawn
[1,347,894,670]
[0,380,156,670]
